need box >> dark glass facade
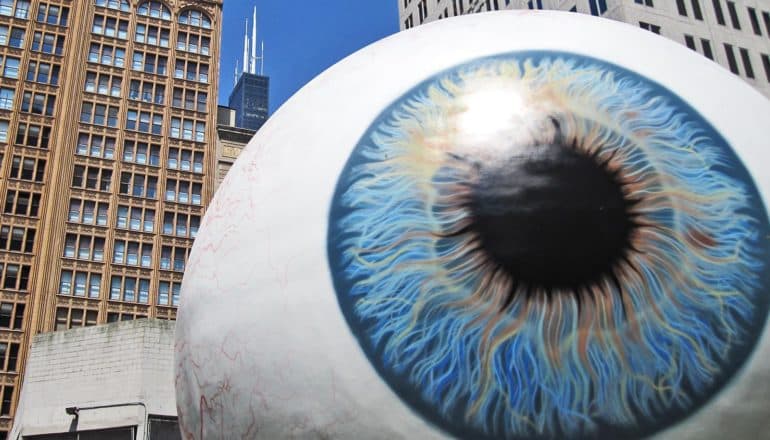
[228,73,269,131]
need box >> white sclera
[175,11,770,439]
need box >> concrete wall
[10,320,175,439]
[398,0,770,98]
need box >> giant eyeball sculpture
[175,10,770,440]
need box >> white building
[9,320,177,440]
[399,0,770,97]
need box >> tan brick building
[215,105,254,190]
[0,0,223,436]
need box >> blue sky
[218,2,400,113]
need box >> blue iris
[327,52,770,439]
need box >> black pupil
[469,142,635,293]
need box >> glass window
[117,206,128,228]
[89,274,101,298]
[59,270,72,294]
[0,0,12,16]
[95,0,130,12]
[15,0,30,19]
[158,281,169,305]
[2,58,19,79]
[0,88,14,109]
[74,272,87,296]
[8,27,23,48]
[179,8,211,28]
[137,1,171,20]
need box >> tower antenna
[242,20,249,73]
[251,6,257,74]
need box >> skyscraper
[228,72,269,131]
[227,6,269,132]
[398,0,770,98]
[0,0,222,435]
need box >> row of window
[405,0,511,27]
[0,87,56,116]
[0,120,51,148]
[674,0,770,39]
[4,190,40,217]
[59,271,183,303]
[88,42,210,83]
[404,0,770,39]
[65,232,198,264]
[27,60,59,85]
[99,23,207,52]
[77,135,205,172]
[0,0,29,20]
[116,204,153,231]
[0,55,207,94]
[0,225,34,253]
[0,27,65,55]
[633,19,770,84]
[93,17,211,56]
[0,263,30,291]
[68,198,109,226]
[68,198,200,237]
[0,25,24,48]
[37,2,68,26]
[70,167,203,205]
[9,155,45,182]
[53,305,166,332]
[56,309,174,328]
[636,0,770,43]
[54,305,99,331]
[80,102,207,141]
[0,302,23,330]
[31,30,65,55]
[65,236,194,265]
[0,341,18,373]
[2,0,210,29]
[0,0,68,26]
[58,270,101,298]
[682,32,770,83]
[19,90,55,116]
[92,14,129,39]
[113,1,211,29]
[85,71,122,97]
[71,165,112,192]
[135,22,168,46]
[63,234,106,262]
[86,75,209,111]
[722,43,770,82]
[87,42,125,67]
[0,122,208,160]
[1,56,60,85]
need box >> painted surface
[175,11,770,440]
[328,52,770,439]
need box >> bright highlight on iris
[327,52,770,439]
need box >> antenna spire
[242,20,249,73]
[251,6,258,74]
